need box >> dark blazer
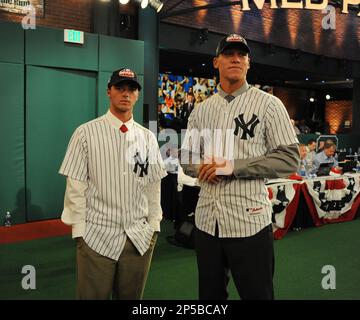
[180,102,194,121]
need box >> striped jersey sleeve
[181,107,203,158]
[264,96,299,150]
[59,127,88,182]
[147,131,167,184]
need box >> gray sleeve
[233,143,300,179]
[181,153,202,178]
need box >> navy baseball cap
[216,34,250,56]
[108,68,141,90]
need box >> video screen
[158,73,275,132]
[158,73,218,132]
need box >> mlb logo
[246,206,264,215]
[226,34,243,43]
[119,69,135,78]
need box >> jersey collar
[217,81,249,100]
[106,110,134,131]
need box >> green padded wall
[0,62,25,224]
[97,71,144,123]
[0,24,146,224]
[0,21,24,64]
[26,26,98,71]
[98,35,144,74]
[26,66,96,221]
[98,35,145,123]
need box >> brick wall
[325,100,352,134]
[0,0,92,32]
[273,86,308,120]
[1,1,358,60]
[162,1,360,61]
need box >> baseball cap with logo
[216,34,250,56]
[108,68,142,90]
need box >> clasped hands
[197,156,234,184]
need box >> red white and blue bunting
[305,174,360,220]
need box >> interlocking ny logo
[234,113,260,140]
[133,151,149,177]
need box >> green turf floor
[0,219,359,300]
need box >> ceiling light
[119,0,130,4]
[326,94,331,100]
[149,0,163,12]
[134,0,148,8]
[310,97,315,102]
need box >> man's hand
[198,157,234,184]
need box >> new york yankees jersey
[59,111,167,260]
[182,83,299,238]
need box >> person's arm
[198,144,299,181]
[145,132,167,232]
[177,165,199,187]
[231,96,300,179]
[144,181,162,232]
[232,144,300,179]
[333,157,338,167]
[181,153,203,178]
[198,95,300,182]
[181,107,204,178]
[61,177,87,239]
[312,155,321,172]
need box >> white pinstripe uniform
[59,111,167,260]
[182,84,299,238]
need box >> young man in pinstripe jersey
[59,68,167,299]
[181,34,300,300]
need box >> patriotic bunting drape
[266,174,360,239]
[267,181,301,240]
[302,174,360,226]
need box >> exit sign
[64,29,84,44]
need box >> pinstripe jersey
[59,111,167,260]
[182,84,299,237]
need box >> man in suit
[180,93,195,128]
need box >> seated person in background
[317,139,334,153]
[164,92,175,113]
[306,139,317,168]
[290,119,301,135]
[317,140,325,153]
[312,142,339,174]
[298,120,311,134]
[297,144,310,176]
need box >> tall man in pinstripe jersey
[59,68,167,299]
[181,34,300,300]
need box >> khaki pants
[76,234,157,300]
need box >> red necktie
[120,124,128,133]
